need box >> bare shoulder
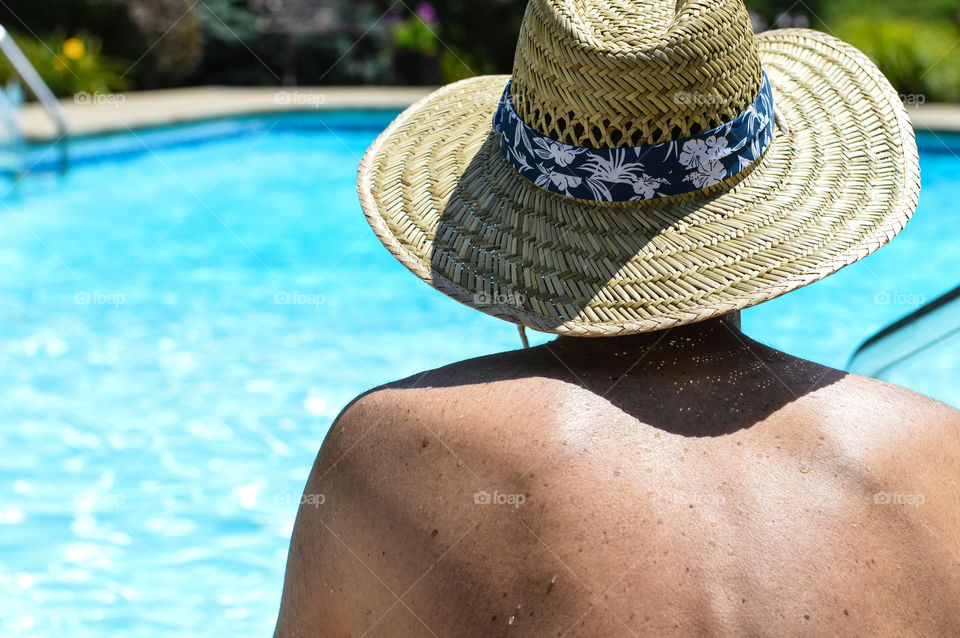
[321,350,574,461]
[276,354,574,637]
[808,373,960,527]
[816,372,960,450]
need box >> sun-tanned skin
[274,314,960,638]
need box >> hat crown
[510,0,763,149]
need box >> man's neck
[544,312,747,363]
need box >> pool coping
[17,86,435,142]
[15,85,960,142]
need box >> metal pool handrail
[0,24,69,140]
[848,284,960,379]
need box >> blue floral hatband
[492,72,776,202]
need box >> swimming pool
[1,113,957,636]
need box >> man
[276,0,960,635]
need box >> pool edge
[18,86,436,143]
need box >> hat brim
[358,29,920,336]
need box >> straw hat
[358,0,920,337]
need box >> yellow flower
[62,38,86,61]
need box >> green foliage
[128,0,205,87]
[199,0,262,43]
[0,31,127,97]
[197,0,392,86]
[390,17,439,56]
[824,0,958,21]
[373,0,523,76]
[743,0,822,25]
[0,0,957,98]
[831,16,960,102]
[439,47,492,84]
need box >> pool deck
[18,86,434,141]
[16,85,960,142]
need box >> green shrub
[832,16,960,102]
[744,0,822,25]
[826,0,958,21]
[439,47,492,84]
[373,0,523,77]
[390,9,439,56]
[128,0,204,87]
[0,31,127,98]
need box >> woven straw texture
[510,0,763,147]
[358,28,920,337]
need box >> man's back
[275,319,960,637]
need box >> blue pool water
[0,113,957,636]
